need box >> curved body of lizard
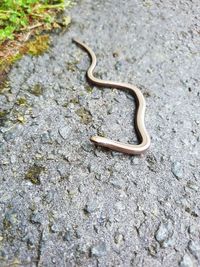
[73,38,150,155]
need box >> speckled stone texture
[0,0,200,266]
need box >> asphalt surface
[0,0,200,266]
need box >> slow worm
[73,38,150,155]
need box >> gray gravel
[0,0,200,266]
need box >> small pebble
[171,162,183,179]
[186,181,199,192]
[84,200,99,214]
[40,131,51,143]
[188,240,200,259]
[50,224,60,233]
[179,254,194,267]
[59,126,70,140]
[91,242,107,257]
[110,178,125,189]
[23,233,35,247]
[155,221,173,247]
[10,155,17,164]
[63,230,72,242]
[114,233,124,245]
[188,225,197,235]
[0,249,8,260]
[115,202,125,211]
[30,212,42,224]
[131,157,140,165]
[3,131,15,141]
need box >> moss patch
[16,97,27,106]
[0,109,9,127]
[76,107,92,125]
[70,97,79,104]
[0,77,11,94]
[85,85,93,93]
[0,34,51,76]
[97,129,106,138]
[29,84,43,96]
[25,164,45,185]
[3,218,11,230]
[26,35,50,56]
[17,114,26,123]
[66,60,79,72]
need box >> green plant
[0,0,68,43]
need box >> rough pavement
[0,0,200,266]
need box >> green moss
[62,97,79,108]
[143,91,151,97]
[60,15,71,27]
[0,110,7,118]
[0,35,50,74]
[85,85,93,93]
[75,107,92,125]
[30,84,43,96]
[143,0,153,7]
[3,217,11,230]
[146,154,157,172]
[0,0,71,44]
[70,97,79,104]
[26,35,50,56]
[17,114,26,123]
[112,51,119,58]
[0,78,11,94]
[3,213,18,231]
[66,60,79,72]
[0,52,22,74]
[25,164,45,185]
[0,109,9,126]
[97,129,106,137]
[62,102,69,108]
[0,34,49,75]
[16,97,27,106]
